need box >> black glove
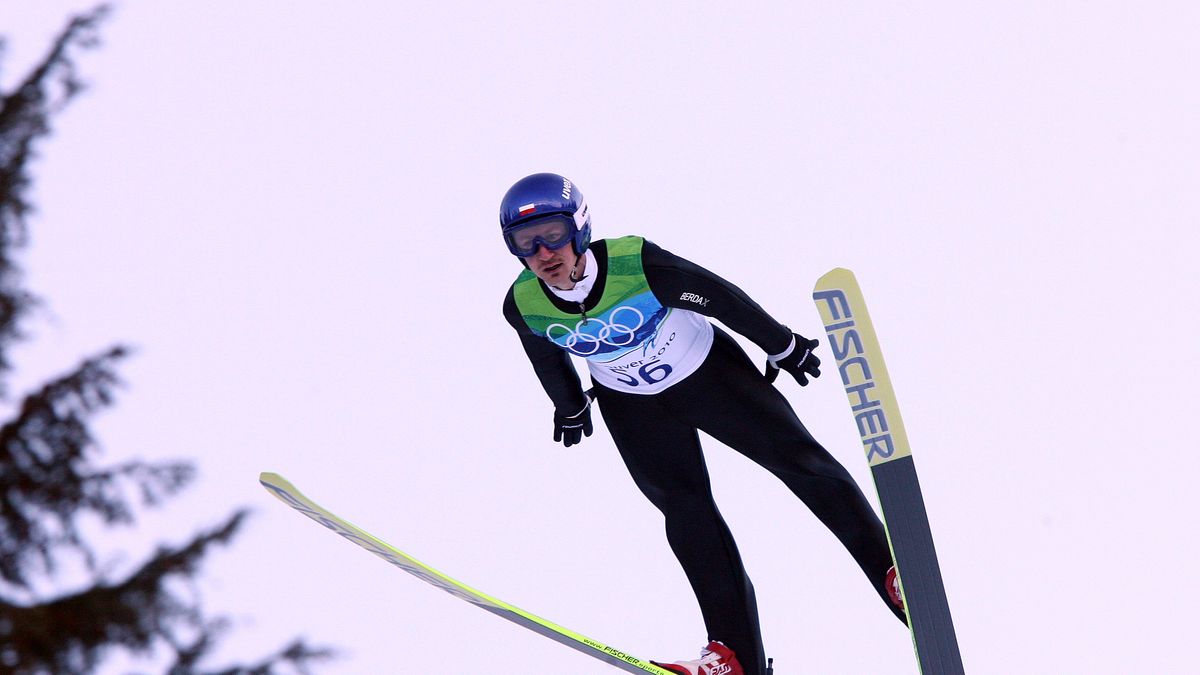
[765,333,822,386]
[553,390,595,447]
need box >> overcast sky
[4,2,1198,674]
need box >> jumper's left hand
[765,334,821,386]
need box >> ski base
[873,456,964,672]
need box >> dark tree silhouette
[0,6,332,674]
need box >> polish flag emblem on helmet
[518,203,537,217]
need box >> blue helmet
[499,173,591,258]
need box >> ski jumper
[503,237,902,675]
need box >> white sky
[3,2,1198,673]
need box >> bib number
[612,360,674,388]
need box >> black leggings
[594,327,903,675]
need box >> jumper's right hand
[553,391,594,447]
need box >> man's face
[510,218,578,288]
[524,240,578,289]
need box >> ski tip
[813,267,857,292]
[259,472,304,503]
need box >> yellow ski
[812,269,964,674]
[259,472,673,674]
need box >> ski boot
[886,565,905,613]
[652,640,743,675]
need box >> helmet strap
[568,248,588,284]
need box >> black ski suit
[503,239,902,675]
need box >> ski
[811,269,964,674]
[259,472,674,674]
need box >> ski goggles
[503,214,576,257]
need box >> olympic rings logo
[545,306,646,356]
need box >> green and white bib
[513,236,713,394]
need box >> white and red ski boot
[886,565,905,613]
[652,640,743,675]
